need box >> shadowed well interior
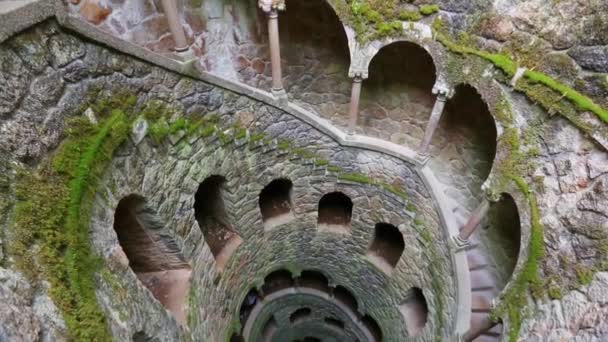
[367,222,406,270]
[399,287,429,337]
[333,285,359,313]
[132,331,160,342]
[194,175,243,270]
[259,178,294,228]
[113,195,191,323]
[262,317,278,340]
[317,192,353,230]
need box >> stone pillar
[419,90,449,157]
[161,0,188,51]
[458,199,491,242]
[267,9,284,94]
[348,74,363,133]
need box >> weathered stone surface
[568,46,608,73]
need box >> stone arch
[317,191,353,233]
[398,287,429,337]
[486,193,522,287]
[278,0,354,123]
[259,178,295,229]
[194,175,243,271]
[356,40,438,147]
[132,332,160,342]
[113,195,191,324]
[299,270,330,293]
[366,222,405,272]
[262,269,295,294]
[432,83,498,186]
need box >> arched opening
[317,192,353,233]
[278,0,352,118]
[113,195,191,324]
[468,193,521,340]
[431,84,497,208]
[194,175,243,271]
[240,288,262,325]
[262,317,278,341]
[366,223,405,273]
[299,270,330,293]
[303,338,321,342]
[262,269,294,294]
[361,315,383,342]
[259,178,295,230]
[324,317,345,330]
[333,285,358,314]
[361,41,437,146]
[398,287,429,337]
[290,308,312,324]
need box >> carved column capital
[432,83,454,99]
[258,0,285,13]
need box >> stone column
[161,0,188,51]
[458,199,491,242]
[348,74,363,133]
[419,90,449,156]
[267,9,284,94]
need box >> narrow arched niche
[194,175,243,271]
[259,178,295,230]
[113,195,191,324]
[262,269,294,294]
[333,285,358,314]
[366,223,405,273]
[299,270,330,293]
[484,193,522,287]
[361,315,383,342]
[317,192,353,233]
[398,287,429,337]
[290,308,312,324]
[361,41,437,145]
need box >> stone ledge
[0,0,55,43]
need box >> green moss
[10,108,132,341]
[379,182,408,199]
[433,22,608,126]
[547,285,563,300]
[250,132,265,143]
[277,139,291,150]
[575,265,594,285]
[338,172,374,184]
[397,10,421,21]
[327,165,342,173]
[235,127,247,140]
[419,4,439,15]
[314,159,329,167]
[292,148,315,159]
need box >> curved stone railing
[0,3,472,338]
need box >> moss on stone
[9,107,131,341]
[575,265,595,286]
[419,4,439,15]
[338,172,374,184]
